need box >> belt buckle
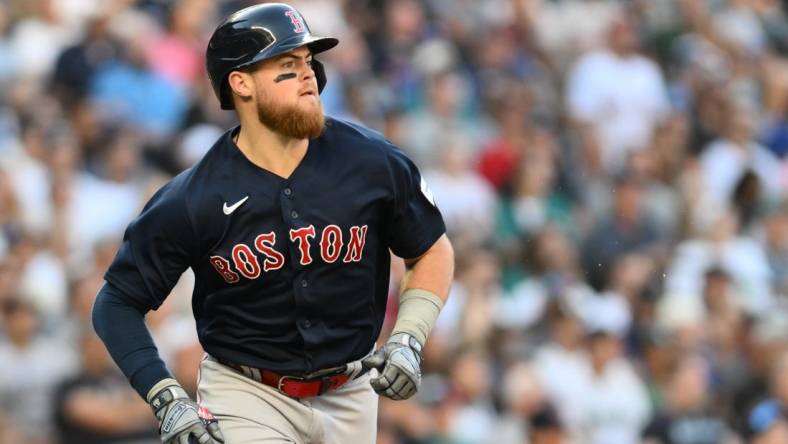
[277,374,304,392]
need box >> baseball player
[91,3,454,444]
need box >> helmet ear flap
[219,81,235,110]
[312,59,327,93]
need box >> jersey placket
[279,181,315,341]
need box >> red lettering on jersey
[320,224,343,263]
[209,256,240,284]
[285,10,305,33]
[231,244,261,279]
[254,232,285,271]
[289,225,316,265]
[343,225,368,263]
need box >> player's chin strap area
[208,350,372,399]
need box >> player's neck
[235,123,309,179]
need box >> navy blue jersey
[104,117,445,374]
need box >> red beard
[256,94,325,139]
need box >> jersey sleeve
[384,146,446,259]
[104,181,197,310]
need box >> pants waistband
[206,353,371,398]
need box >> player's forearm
[401,234,454,301]
[393,234,454,345]
[92,283,172,399]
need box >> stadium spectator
[559,329,651,444]
[52,328,157,444]
[566,14,670,174]
[0,297,77,443]
[0,1,783,442]
[642,354,739,444]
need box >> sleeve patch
[420,176,436,207]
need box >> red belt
[219,359,365,398]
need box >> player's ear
[227,70,254,105]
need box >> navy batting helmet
[206,3,339,110]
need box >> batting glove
[362,333,422,400]
[147,379,224,444]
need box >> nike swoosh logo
[223,196,249,215]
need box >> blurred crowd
[0,0,786,443]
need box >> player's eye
[282,61,294,69]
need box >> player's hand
[148,380,224,444]
[362,333,422,400]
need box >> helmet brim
[218,35,339,110]
[306,36,339,54]
[231,35,338,74]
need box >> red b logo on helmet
[285,10,305,33]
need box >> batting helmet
[206,3,339,110]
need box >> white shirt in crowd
[423,168,497,244]
[8,16,75,78]
[532,343,590,423]
[0,337,78,441]
[533,0,623,65]
[560,358,651,444]
[65,173,143,264]
[447,401,499,444]
[19,250,69,319]
[699,138,784,206]
[567,49,670,172]
[665,236,774,316]
[2,145,53,237]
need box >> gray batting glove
[148,379,224,444]
[362,333,423,400]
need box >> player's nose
[300,67,317,89]
[302,63,315,81]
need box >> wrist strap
[389,332,423,354]
[390,288,444,346]
[147,378,185,412]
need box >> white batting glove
[148,379,224,444]
[362,333,423,400]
